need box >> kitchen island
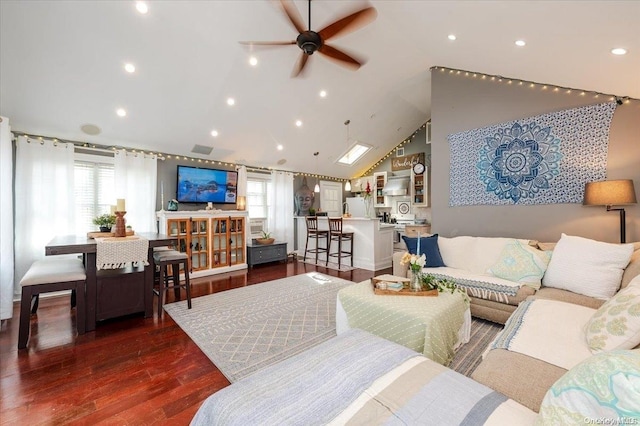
[295,217,395,271]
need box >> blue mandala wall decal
[477,122,562,203]
[447,102,617,206]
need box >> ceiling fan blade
[318,6,377,41]
[291,52,310,78]
[278,0,306,34]
[239,40,296,46]
[318,44,363,71]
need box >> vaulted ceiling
[1,1,638,178]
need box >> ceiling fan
[240,0,377,77]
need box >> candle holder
[114,211,127,237]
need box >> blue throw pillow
[402,234,445,267]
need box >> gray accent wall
[430,69,640,243]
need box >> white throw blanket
[489,298,595,370]
[95,236,149,270]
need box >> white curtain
[0,117,14,319]
[14,135,75,288]
[114,149,157,232]
[268,171,294,251]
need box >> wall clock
[397,201,410,215]
[412,162,425,175]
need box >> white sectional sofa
[393,234,640,324]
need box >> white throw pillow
[542,234,634,300]
[584,274,640,353]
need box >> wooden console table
[45,232,177,331]
[247,241,287,267]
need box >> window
[74,153,115,234]
[247,174,271,237]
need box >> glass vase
[364,197,372,218]
[410,270,422,292]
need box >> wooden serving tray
[371,275,438,297]
[373,287,438,297]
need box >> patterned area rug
[164,273,355,382]
[298,258,355,272]
[450,318,503,377]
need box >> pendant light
[344,119,352,191]
[314,152,320,193]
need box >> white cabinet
[350,176,374,194]
[411,167,429,206]
[373,172,388,207]
[349,178,363,193]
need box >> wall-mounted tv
[176,165,238,204]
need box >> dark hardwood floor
[0,261,388,425]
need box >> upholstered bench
[18,257,86,349]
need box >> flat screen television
[176,165,238,204]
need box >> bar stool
[304,216,330,265]
[18,257,86,349]
[153,249,191,317]
[327,217,354,268]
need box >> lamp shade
[583,180,637,206]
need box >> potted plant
[256,231,275,245]
[93,213,116,232]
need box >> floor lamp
[583,179,637,243]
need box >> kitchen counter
[294,217,394,271]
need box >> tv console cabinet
[156,210,248,278]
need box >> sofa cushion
[621,242,640,289]
[401,234,445,267]
[542,233,634,300]
[584,275,640,353]
[438,236,529,275]
[534,287,606,310]
[537,349,640,423]
[471,348,567,413]
[488,240,551,289]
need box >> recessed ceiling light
[319,90,327,98]
[116,108,127,117]
[249,56,258,66]
[611,47,627,55]
[135,1,148,14]
[124,63,135,73]
[227,98,235,106]
[448,34,456,41]
[277,144,284,151]
[515,40,526,47]
[295,120,303,127]
[210,130,219,137]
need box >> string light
[430,66,637,102]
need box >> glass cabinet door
[190,218,209,271]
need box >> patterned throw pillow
[536,349,640,424]
[487,240,551,289]
[584,275,640,353]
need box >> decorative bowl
[255,238,275,245]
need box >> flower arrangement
[363,181,372,200]
[400,252,426,273]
